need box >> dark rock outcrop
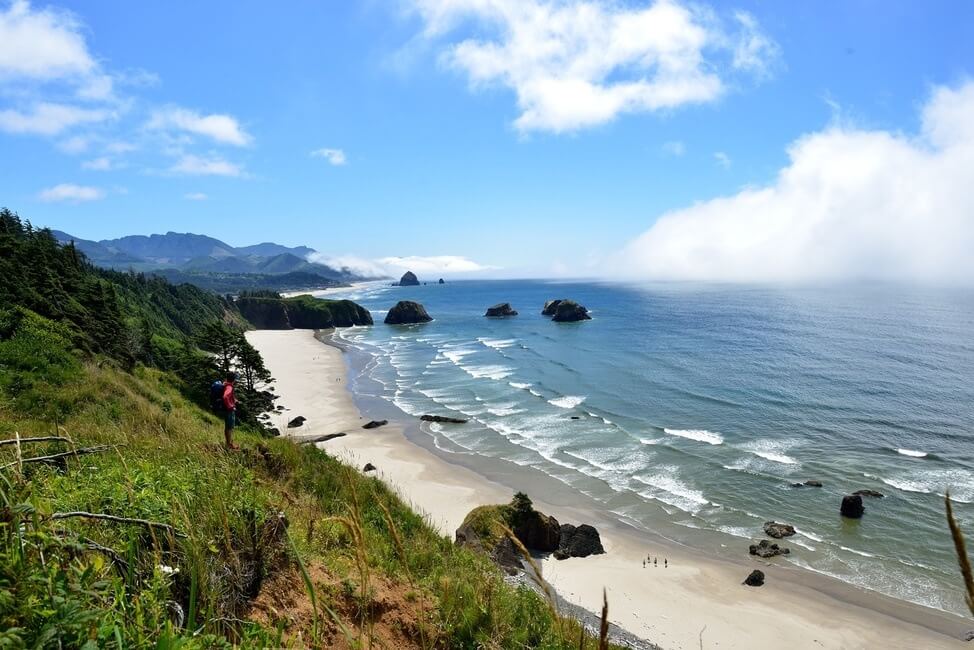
[791,480,823,488]
[552,300,592,322]
[541,299,563,316]
[237,294,373,329]
[363,462,376,472]
[455,523,522,575]
[398,271,420,286]
[763,521,796,538]
[554,523,605,559]
[421,415,468,424]
[485,303,518,317]
[853,489,884,498]
[385,300,432,325]
[511,510,560,552]
[749,539,790,558]
[362,420,388,430]
[744,570,765,587]
[841,495,865,518]
[438,278,445,284]
[287,416,306,428]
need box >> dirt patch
[246,561,433,649]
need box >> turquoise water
[325,280,974,614]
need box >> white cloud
[309,253,494,278]
[0,102,113,135]
[148,106,252,146]
[37,183,104,202]
[183,192,208,201]
[311,147,347,165]
[613,81,974,285]
[662,140,685,156]
[81,156,113,170]
[713,150,731,168]
[169,154,243,177]
[0,0,94,81]
[407,0,779,133]
[730,11,779,79]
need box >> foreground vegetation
[0,208,620,648]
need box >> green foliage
[235,294,373,329]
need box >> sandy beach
[248,329,970,650]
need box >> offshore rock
[841,495,865,518]
[384,300,432,325]
[541,299,563,316]
[485,303,518,317]
[763,521,796,538]
[551,300,592,322]
[398,271,420,286]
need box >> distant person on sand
[223,371,239,449]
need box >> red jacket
[222,382,236,411]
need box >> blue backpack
[209,380,225,413]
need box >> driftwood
[0,445,113,471]
[0,436,72,447]
[50,511,187,538]
[298,433,347,445]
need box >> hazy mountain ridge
[51,229,375,291]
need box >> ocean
[322,279,974,615]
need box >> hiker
[216,372,239,449]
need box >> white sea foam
[797,529,824,543]
[663,428,724,445]
[739,439,799,465]
[897,448,928,458]
[840,545,876,558]
[462,364,514,380]
[548,395,586,409]
[442,349,477,364]
[509,382,532,390]
[751,450,798,465]
[478,337,517,350]
[487,406,526,417]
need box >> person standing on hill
[223,371,239,449]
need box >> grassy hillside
[0,207,622,648]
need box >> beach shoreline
[248,328,969,650]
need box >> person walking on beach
[222,371,239,450]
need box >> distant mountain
[234,242,316,258]
[51,229,377,291]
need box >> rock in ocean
[763,521,796,538]
[841,494,865,518]
[385,300,432,324]
[541,299,563,316]
[398,271,420,286]
[485,303,518,317]
[552,300,592,322]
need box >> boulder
[554,523,605,559]
[455,521,522,575]
[749,539,790,558]
[541,299,563,316]
[570,416,581,420]
[791,480,823,488]
[763,521,796,538]
[438,278,445,284]
[385,301,433,325]
[485,303,518,317]
[552,300,592,322]
[744,570,765,587]
[841,495,865,518]
[512,510,561,552]
[421,414,468,424]
[362,419,388,430]
[398,271,420,286]
[363,463,376,472]
[287,416,307,428]
[853,489,884,498]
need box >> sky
[0,0,972,281]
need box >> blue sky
[1,1,972,280]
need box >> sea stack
[541,299,563,316]
[551,300,591,322]
[384,300,432,324]
[398,271,420,286]
[841,494,865,518]
[485,303,518,317]
[438,278,445,284]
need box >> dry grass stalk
[598,588,609,650]
[945,491,974,616]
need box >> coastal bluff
[235,292,372,329]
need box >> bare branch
[50,511,187,538]
[0,445,113,471]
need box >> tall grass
[0,330,628,648]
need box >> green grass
[0,310,621,649]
